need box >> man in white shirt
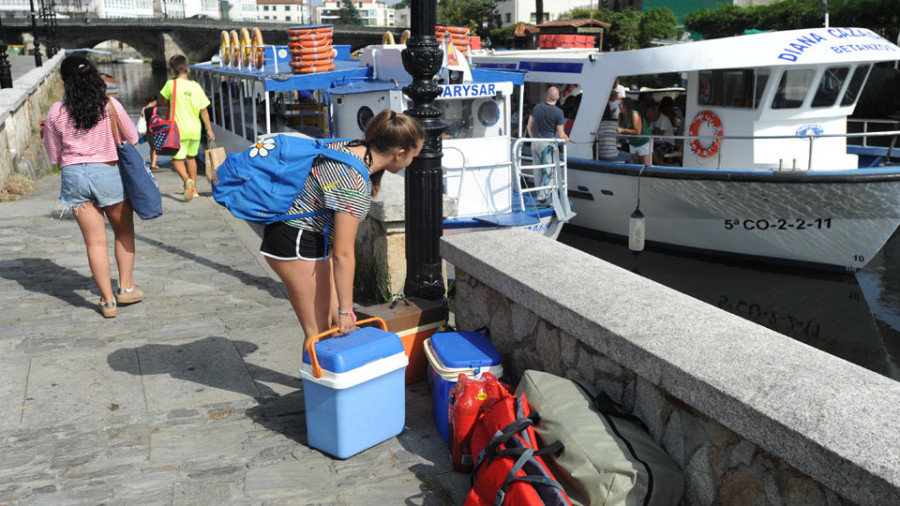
[647,102,676,165]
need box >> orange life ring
[229,30,240,67]
[688,110,724,158]
[289,61,335,74]
[287,37,333,48]
[288,32,333,42]
[435,24,469,35]
[287,26,332,37]
[220,30,231,66]
[251,27,265,70]
[240,28,252,66]
[290,58,334,68]
[290,48,337,60]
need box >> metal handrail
[512,137,569,213]
[594,128,900,171]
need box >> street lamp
[401,0,447,301]
[0,16,13,88]
[29,0,42,67]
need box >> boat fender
[382,31,395,45]
[629,207,645,252]
[229,30,240,67]
[688,110,724,159]
[400,29,411,44]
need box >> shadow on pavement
[107,336,303,401]
[0,257,98,310]
[134,232,285,300]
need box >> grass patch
[354,255,392,305]
[0,173,35,201]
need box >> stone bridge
[1,18,400,68]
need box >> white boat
[191,41,574,239]
[117,57,145,64]
[472,27,900,272]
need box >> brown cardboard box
[356,297,447,384]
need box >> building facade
[256,0,307,24]
[315,0,395,27]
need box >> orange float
[688,110,724,158]
[288,38,334,48]
[251,27,265,70]
[229,30,240,67]
[291,48,337,60]
[289,61,335,74]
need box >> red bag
[464,394,572,506]
[149,80,181,156]
[449,372,513,472]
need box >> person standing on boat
[617,98,651,165]
[527,86,568,163]
[42,56,143,318]
[145,55,215,202]
[260,110,424,345]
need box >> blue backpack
[211,135,369,225]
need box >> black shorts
[260,221,327,261]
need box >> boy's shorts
[173,138,200,160]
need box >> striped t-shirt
[285,141,372,244]
[42,97,139,167]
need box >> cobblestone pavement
[0,169,469,505]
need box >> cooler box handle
[305,317,388,379]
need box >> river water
[102,60,900,382]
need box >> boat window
[841,64,871,106]
[771,69,815,109]
[437,97,505,139]
[698,69,765,109]
[811,66,849,108]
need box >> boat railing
[847,119,900,147]
[593,128,900,171]
[512,137,570,214]
[441,145,514,215]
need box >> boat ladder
[513,138,576,223]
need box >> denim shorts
[58,163,125,209]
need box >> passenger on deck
[617,98,651,165]
[647,102,676,165]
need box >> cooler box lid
[302,326,404,374]
[430,331,501,370]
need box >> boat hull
[567,159,900,271]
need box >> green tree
[639,8,678,46]
[392,0,409,8]
[438,0,498,38]
[605,8,642,50]
[337,0,363,26]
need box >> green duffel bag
[516,370,684,506]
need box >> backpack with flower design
[212,134,368,224]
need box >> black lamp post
[400,1,446,301]
[0,16,13,89]
[29,0,42,66]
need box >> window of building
[505,13,511,23]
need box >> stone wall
[0,53,65,194]
[441,228,900,506]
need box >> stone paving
[0,167,470,505]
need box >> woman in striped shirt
[43,56,142,318]
[260,110,424,344]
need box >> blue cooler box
[425,331,503,442]
[300,326,408,459]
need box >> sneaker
[99,300,117,318]
[184,179,195,201]
[116,284,144,305]
[192,188,199,198]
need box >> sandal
[99,300,117,318]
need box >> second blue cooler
[425,331,503,441]
[300,324,408,459]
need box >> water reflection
[98,60,168,116]
[559,229,900,381]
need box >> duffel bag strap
[495,447,568,506]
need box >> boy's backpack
[149,80,181,156]
[465,393,572,506]
[211,134,368,225]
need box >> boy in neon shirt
[147,54,215,201]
